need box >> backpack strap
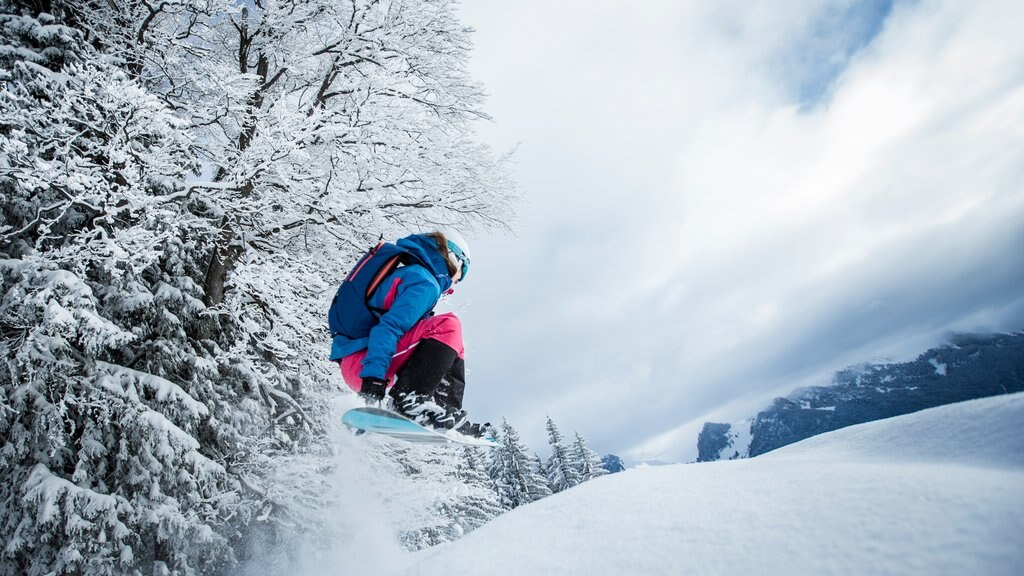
[365,253,405,315]
[345,240,385,283]
[365,251,430,316]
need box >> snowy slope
[397,393,1024,576]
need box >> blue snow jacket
[329,234,454,380]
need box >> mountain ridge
[697,331,1024,461]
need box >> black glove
[359,377,388,403]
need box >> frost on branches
[1,0,516,574]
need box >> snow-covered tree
[529,452,548,483]
[63,0,518,305]
[1,0,517,571]
[364,441,499,551]
[572,431,609,482]
[0,10,238,574]
[544,417,582,493]
[451,446,506,534]
[403,445,505,549]
[487,420,551,509]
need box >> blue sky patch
[780,0,896,110]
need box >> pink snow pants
[338,312,465,394]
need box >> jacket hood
[397,234,453,293]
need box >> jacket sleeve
[359,266,440,380]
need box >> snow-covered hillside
[396,393,1024,576]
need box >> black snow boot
[390,338,458,425]
[434,357,466,409]
[393,392,450,427]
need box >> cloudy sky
[445,0,1024,462]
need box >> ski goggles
[447,240,470,281]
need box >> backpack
[328,241,421,339]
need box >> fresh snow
[95,361,210,417]
[388,393,1024,576]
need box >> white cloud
[457,0,1024,461]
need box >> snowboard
[341,406,498,447]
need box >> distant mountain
[626,459,676,468]
[697,420,753,462]
[600,454,625,474]
[697,332,1024,462]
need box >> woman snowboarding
[328,230,491,437]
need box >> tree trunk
[203,13,267,308]
[202,217,240,307]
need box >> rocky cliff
[697,332,1024,460]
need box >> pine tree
[452,446,506,534]
[530,452,548,478]
[544,417,583,493]
[572,431,610,482]
[397,444,505,550]
[487,420,551,509]
[0,10,237,574]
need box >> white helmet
[441,228,471,281]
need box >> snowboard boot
[390,338,459,426]
[394,392,453,427]
[395,392,492,437]
[454,419,496,439]
[388,339,491,435]
[434,358,466,409]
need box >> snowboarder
[329,230,492,437]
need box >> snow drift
[397,393,1024,576]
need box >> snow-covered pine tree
[544,417,583,493]
[392,443,461,551]
[450,446,507,534]
[487,420,551,509]
[571,431,609,482]
[0,10,238,574]
[400,444,506,550]
[529,452,548,484]
[391,440,503,549]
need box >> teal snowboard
[341,406,498,447]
